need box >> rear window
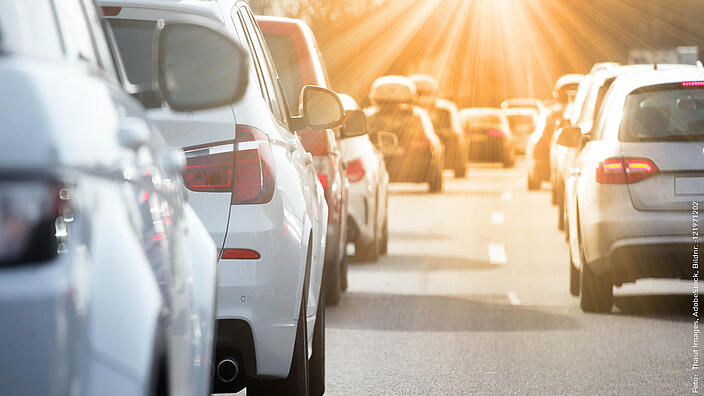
[0,1,63,59]
[264,32,303,113]
[620,84,704,142]
[465,113,503,126]
[507,114,536,132]
[431,108,452,130]
[108,19,157,86]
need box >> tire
[340,249,348,292]
[380,214,388,255]
[550,177,558,205]
[309,288,325,396]
[527,172,540,190]
[580,260,613,313]
[428,164,443,193]
[454,156,466,178]
[324,258,341,306]
[502,150,515,168]
[569,246,580,297]
[356,213,379,262]
[557,191,565,231]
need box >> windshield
[0,1,63,59]
[620,85,704,141]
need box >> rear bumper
[606,238,696,285]
[216,202,305,378]
[469,137,506,162]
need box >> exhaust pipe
[216,358,239,383]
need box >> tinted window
[620,85,704,141]
[264,32,302,113]
[109,19,156,86]
[465,113,503,126]
[0,1,63,59]
[431,108,452,130]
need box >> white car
[338,94,390,262]
[103,1,343,394]
[559,68,704,312]
[0,1,247,395]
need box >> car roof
[609,68,704,97]
[98,0,223,23]
[434,98,457,111]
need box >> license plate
[675,177,704,195]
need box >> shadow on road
[349,254,497,271]
[613,294,692,321]
[327,292,580,332]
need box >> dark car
[258,16,350,306]
[460,108,516,168]
[365,76,445,192]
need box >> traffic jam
[1,0,703,395]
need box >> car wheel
[380,214,388,255]
[568,246,580,297]
[340,249,348,292]
[325,256,341,306]
[309,288,325,396]
[557,191,565,231]
[454,158,466,178]
[527,172,540,190]
[550,177,558,205]
[248,293,310,395]
[428,164,443,193]
[502,150,515,168]
[579,260,613,313]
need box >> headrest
[370,75,417,105]
[409,74,439,97]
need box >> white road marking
[488,243,507,265]
[491,211,504,225]
[501,191,513,201]
[507,291,521,305]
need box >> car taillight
[317,174,328,190]
[346,158,365,183]
[682,81,704,87]
[596,158,658,184]
[183,125,275,205]
[0,181,70,267]
[100,6,121,16]
[487,129,505,138]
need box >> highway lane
[325,159,695,395]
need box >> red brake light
[682,81,704,87]
[317,174,328,190]
[182,125,275,205]
[101,6,122,16]
[346,158,365,183]
[596,158,658,184]
[487,129,505,138]
[233,125,275,204]
[221,248,261,260]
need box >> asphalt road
[325,159,696,395]
[234,159,696,395]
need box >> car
[365,75,445,192]
[501,98,545,116]
[337,94,391,262]
[504,107,541,155]
[102,1,345,394]
[257,15,350,305]
[559,68,704,313]
[0,1,248,395]
[460,108,516,168]
[410,74,469,178]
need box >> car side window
[80,0,119,81]
[238,7,288,125]
[53,0,100,68]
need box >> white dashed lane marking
[491,211,504,225]
[507,291,521,305]
[501,191,513,201]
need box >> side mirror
[374,131,400,157]
[341,110,367,138]
[293,86,345,130]
[156,22,249,112]
[556,126,582,148]
[162,147,186,176]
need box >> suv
[258,16,350,305]
[365,75,445,193]
[102,1,345,394]
[0,1,248,395]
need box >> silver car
[559,68,704,312]
[0,1,248,394]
